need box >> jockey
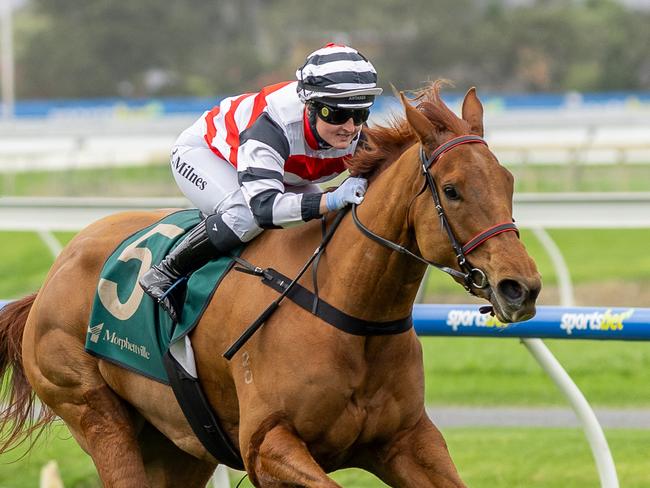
[139,43,382,322]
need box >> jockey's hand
[326,177,368,211]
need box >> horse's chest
[248,336,423,456]
[293,386,405,452]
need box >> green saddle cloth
[85,209,239,383]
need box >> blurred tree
[16,0,265,98]
[10,0,650,98]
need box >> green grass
[449,428,650,488]
[1,164,182,198]
[509,163,650,193]
[0,423,100,488]
[2,161,650,196]
[0,232,75,298]
[546,228,650,284]
[421,336,650,406]
[2,424,649,487]
[417,228,650,297]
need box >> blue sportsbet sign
[2,300,649,341]
[413,304,650,340]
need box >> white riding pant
[171,128,319,243]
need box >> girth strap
[163,353,245,470]
[261,268,413,336]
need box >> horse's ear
[461,87,484,137]
[399,92,437,148]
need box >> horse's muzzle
[490,276,541,323]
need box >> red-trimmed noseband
[462,221,520,254]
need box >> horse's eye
[443,185,460,200]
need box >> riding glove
[326,177,368,211]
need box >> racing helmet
[296,43,383,109]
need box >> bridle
[352,135,519,292]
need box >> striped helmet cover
[296,43,383,108]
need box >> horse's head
[400,83,541,322]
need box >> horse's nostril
[529,284,541,302]
[498,279,525,303]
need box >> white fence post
[527,225,618,486]
[521,339,619,488]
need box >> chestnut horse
[0,83,540,487]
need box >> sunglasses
[314,103,370,125]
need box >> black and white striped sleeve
[237,113,322,229]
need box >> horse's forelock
[345,80,470,179]
[414,80,471,136]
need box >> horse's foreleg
[246,421,341,488]
[371,414,466,488]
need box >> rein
[223,209,349,360]
[352,135,519,292]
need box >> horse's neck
[320,147,427,322]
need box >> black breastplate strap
[261,268,413,335]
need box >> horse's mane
[346,80,470,178]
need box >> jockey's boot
[139,221,216,322]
